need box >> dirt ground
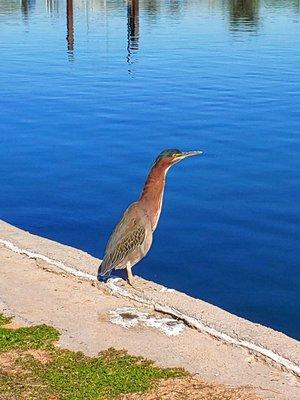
[119,376,262,400]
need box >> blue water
[0,0,299,339]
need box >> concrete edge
[0,219,299,377]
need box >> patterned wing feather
[100,225,145,276]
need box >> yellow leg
[126,263,134,287]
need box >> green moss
[0,324,60,352]
[0,314,186,400]
[30,348,183,400]
[0,314,11,326]
[0,366,47,399]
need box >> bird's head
[154,149,203,168]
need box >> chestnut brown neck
[139,159,171,231]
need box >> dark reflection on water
[66,0,74,60]
[228,0,260,31]
[0,0,300,339]
[127,0,139,67]
[21,0,36,21]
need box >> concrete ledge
[0,219,299,377]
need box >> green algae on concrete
[0,314,11,326]
[0,320,59,353]
[0,314,185,399]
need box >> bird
[98,149,203,286]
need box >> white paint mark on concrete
[0,239,97,282]
[107,277,122,283]
[109,307,141,329]
[109,307,184,336]
[160,287,176,293]
[144,315,184,336]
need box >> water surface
[0,0,299,339]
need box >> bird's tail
[97,261,111,282]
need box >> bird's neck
[139,161,170,231]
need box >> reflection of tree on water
[21,0,36,21]
[127,0,139,68]
[46,0,59,16]
[143,0,158,21]
[264,0,300,13]
[66,0,74,61]
[228,0,260,31]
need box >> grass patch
[0,314,185,400]
[0,314,11,326]
[0,324,59,353]
[30,348,183,399]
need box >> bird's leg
[126,263,135,287]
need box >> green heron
[98,149,202,285]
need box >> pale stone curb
[0,219,299,377]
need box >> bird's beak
[181,150,203,158]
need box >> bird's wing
[100,203,146,276]
[100,226,145,275]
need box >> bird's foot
[127,278,145,293]
[127,278,137,289]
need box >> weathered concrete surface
[0,220,299,400]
